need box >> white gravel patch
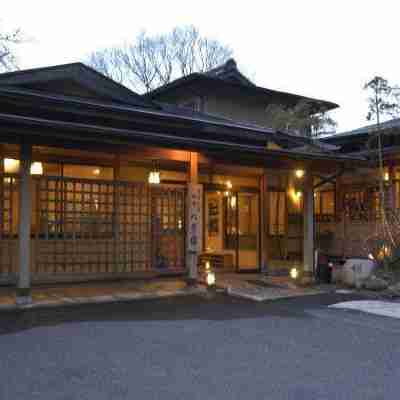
[330,300,400,319]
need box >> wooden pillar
[388,165,396,210]
[17,142,33,303]
[113,154,121,271]
[186,151,202,284]
[260,171,269,273]
[303,171,314,277]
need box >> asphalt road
[1,292,399,400]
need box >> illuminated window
[314,190,335,221]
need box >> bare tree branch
[0,25,23,72]
[86,25,232,93]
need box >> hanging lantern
[30,162,43,175]
[294,169,305,179]
[148,161,160,184]
[4,158,20,173]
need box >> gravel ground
[1,292,399,400]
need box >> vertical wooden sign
[187,183,203,254]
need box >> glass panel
[269,191,286,235]
[204,191,236,270]
[238,193,259,270]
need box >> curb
[0,287,207,313]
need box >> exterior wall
[155,90,274,128]
[204,93,272,127]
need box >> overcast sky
[3,0,400,132]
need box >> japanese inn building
[0,58,390,297]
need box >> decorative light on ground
[30,162,43,175]
[4,158,20,173]
[290,267,299,280]
[296,190,302,199]
[295,169,305,179]
[206,271,216,287]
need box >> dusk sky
[3,0,400,132]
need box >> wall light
[295,169,305,179]
[384,172,389,181]
[290,267,299,280]
[4,158,20,174]
[93,168,101,176]
[30,162,43,175]
[226,180,233,189]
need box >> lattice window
[33,177,153,276]
[151,187,185,272]
[0,174,18,279]
[315,190,335,222]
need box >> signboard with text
[187,183,203,253]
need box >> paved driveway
[1,293,399,400]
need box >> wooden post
[335,175,345,259]
[186,151,202,284]
[113,154,121,272]
[303,171,314,278]
[260,171,269,273]
[17,142,33,303]
[388,165,396,210]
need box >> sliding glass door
[237,193,260,271]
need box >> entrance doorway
[204,190,260,272]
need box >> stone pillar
[17,142,33,304]
[303,171,314,277]
[186,152,202,284]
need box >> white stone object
[341,258,376,287]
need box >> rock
[387,282,400,296]
[363,275,389,291]
[342,258,376,287]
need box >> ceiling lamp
[295,169,305,179]
[30,162,43,175]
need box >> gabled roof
[145,58,338,112]
[321,118,400,142]
[0,62,155,108]
[204,58,256,86]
